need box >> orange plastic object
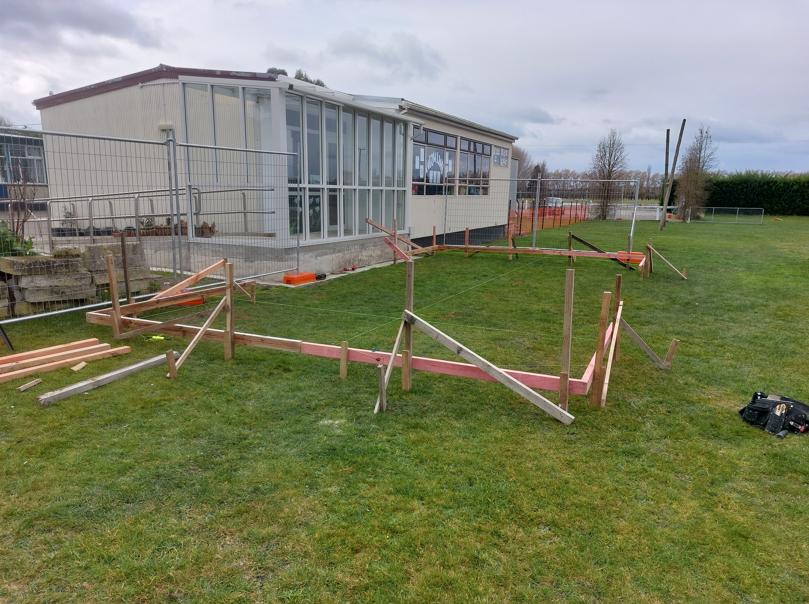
[283,272,317,286]
[616,251,644,264]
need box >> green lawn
[2,217,808,602]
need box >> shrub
[704,172,809,215]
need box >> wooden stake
[119,233,132,304]
[559,268,575,410]
[567,231,574,267]
[166,350,177,379]
[339,340,348,379]
[432,225,437,248]
[377,364,386,413]
[171,296,228,376]
[374,319,406,413]
[464,227,470,257]
[600,301,624,407]
[664,339,680,368]
[224,262,235,360]
[402,260,414,391]
[508,232,514,261]
[105,253,122,338]
[613,274,623,361]
[590,291,612,405]
[393,218,399,264]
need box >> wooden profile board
[87,309,593,395]
[436,244,645,263]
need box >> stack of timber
[0,338,131,384]
[0,253,95,316]
[82,242,154,297]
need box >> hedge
[704,172,809,215]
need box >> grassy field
[2,217,808,602]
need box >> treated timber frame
[87,256,677,423]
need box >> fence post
[532,177,541,247]
[442,185,449,245]
[736,207,740,223]
[88,197,95,243]
[134,194,141,242]
[163,138,178,279]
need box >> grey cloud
[327,32,445,82]
[511,107,560,125]
[0,0,160,49]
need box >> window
[342,109,354,186]
[244,88,272,150]
[459,137,491,195]
[212,85,241,147]
[370,117,382,186]
[343,189,355,236]
[184,83,213,144]
[357,114,369,186]
[308,189,322,239]
[324,104,339,186]
[493,145,509,167]
[384,190,395,228]
[285,94,302,184]
[289,192,303,236]
[412,128,456,195]
[306,100,322,185]
[1,140,47,185]
[396,123,405,188]
[396,190,405,229]
[327,188,339,237]
[371,189,382,224]
[383,120,394,187]
[358,189,370,234]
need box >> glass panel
[412,144,425,184]
[427,130,445,146]
[482,156,490,180]
[325,104,339,186]
[308,190,322,239]
[396,123,405,188]
[396,190,405,229]
[460,138,470,152]
[483,144,492,156]
[212,85,241,147]
[383,120,394,187]
[289,191,303,236]
[358,189,370,234]
[425,146,444,195]
[371,189,382,224]
[306,99,322,185]
[413,128,426,143]
[342,109,354,186]
[285,94,302,184]
[357,114,369,186]
[370,116,382,186]
[244,88,272,150]
[343,189,355,236]
[384,190,395,229]
[459,152,469,180]
[184,83,213,144]
[446,135,457,149]
[327,188,339,237]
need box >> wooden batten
[0,346,131,385]
[600,301,624,407]
[559,268,575,409]
[152,259,226,301]
[106,253,122,338]
[339,341,348,379]
[590,291,612,405]
[0,338,100,365]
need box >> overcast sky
[1,0,807,172]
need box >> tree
[677,126,717,218]
[511,145,535,180]
[590,129,628,218]
[0,116,12,127]
[266,67,288,77]
[293,69,326,87]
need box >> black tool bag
[739,392,809,437]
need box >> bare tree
[511,145,536,180]
[0,116,12,127]
[677,126,717,218]
[590,129,628,218]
